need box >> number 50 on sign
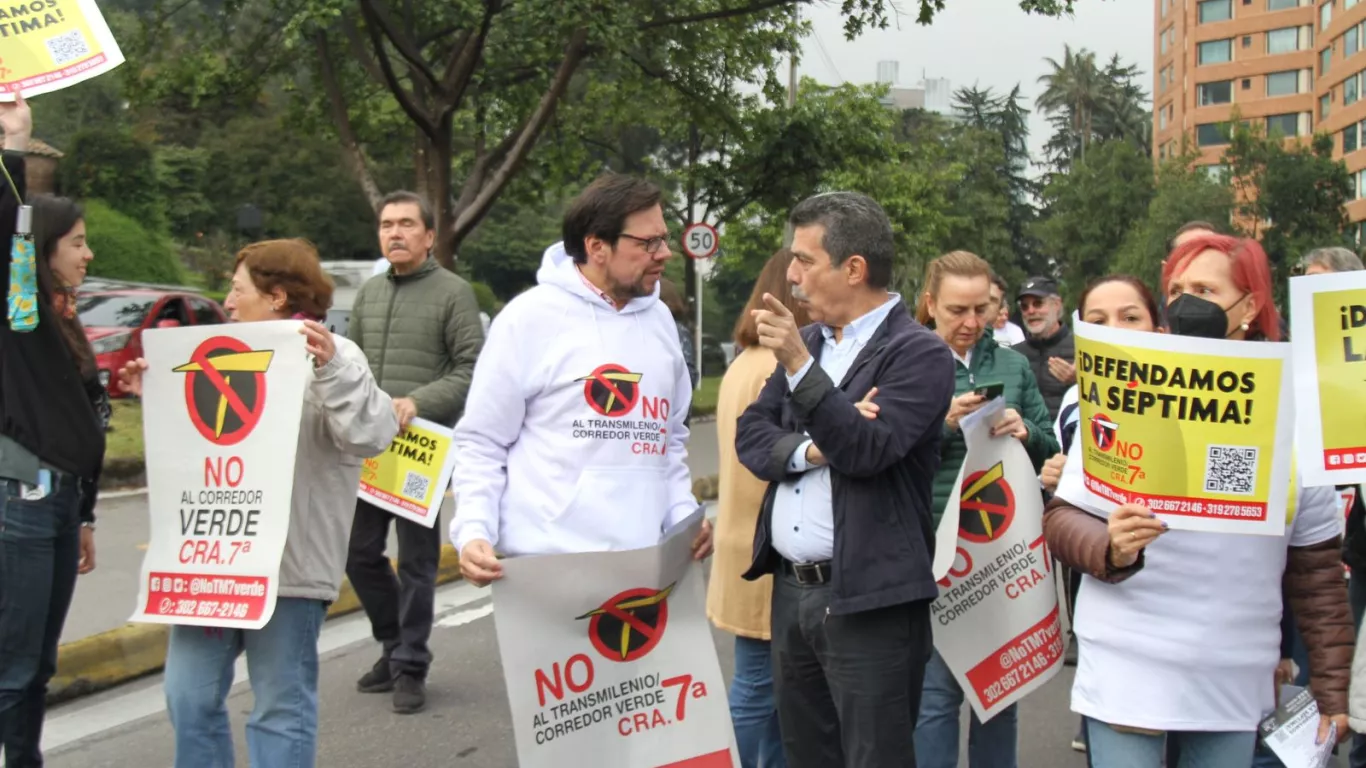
[682,223,718,260]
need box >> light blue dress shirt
[771,294,903,564]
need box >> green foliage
[1034,140,1155,302]
[83,200,185,284]
[62,129,167,232]
[1037,46,1151,172]
[1112,153,1236,289]
[468,281,500,316]
[156,146,216,242]
[1225,126,1354,293]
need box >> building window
[1199,39,1234,64]
[1349,26,1361,56]
[1323,93,1332,119]
[1266,70,1301,95]
[1266,113,1301,136]
[1345,124,1359,152]
[1200,0,1233,21]
[1202,164,1229,182]
[1160,27,1177,55]
[1323,1,1333,30]
[1350,0,1360,7]
[1348,74,1360,104]
[1267,27,1301,54]
[1268,0,1298,8]
[1197,123,1229,146]
[1161,65,1174,92]
[1324,46,1334,74]
[1198,80,1234,104]
[1358,169,1366,198]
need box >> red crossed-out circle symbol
[175,336,272,446]
[579,363,643,418]
[576,584,673,663]
[959,462,1016,544]
[1090,412,1118,453]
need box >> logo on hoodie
[579,364,643,418]
[174,336,275,446]
[576,583,674,662]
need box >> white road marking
[42,581,493,754]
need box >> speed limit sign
[682,222,719,260]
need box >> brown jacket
[1043,497,1355,717]
[706,347,778,639]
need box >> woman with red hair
[1042,238,1353,767]
[1161,233,1281,341]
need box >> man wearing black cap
[1012,276,1074,421]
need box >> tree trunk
[429,116,455,268]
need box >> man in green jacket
[346,191,484,714]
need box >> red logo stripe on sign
[656,750,735,768]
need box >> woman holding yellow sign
[1044,235,1352,767]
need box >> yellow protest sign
[0,0,124,99]
[1290,271,1366,486]
[1074,321,1293,536]
[357,417,455,528]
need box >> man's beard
[608,274,652,305]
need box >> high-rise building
[877,60,900,85]
[1153,0,1366,238]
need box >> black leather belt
[781,559,832,586]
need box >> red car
[79,289,229,397]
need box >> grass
[105,399,144,468]
[692,375,721,417]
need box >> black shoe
[393,674,426,714]
[356,657,394,693]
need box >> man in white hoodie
[451,173,711,583]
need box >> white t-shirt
[1054,439,1343,732]
[993,320,1027,347]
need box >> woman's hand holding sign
[118,358,149,398]
[298,320,335,368]
[1106,504,1168,569]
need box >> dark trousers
[770,572,933,768]
[345,499,442,678]
[0,476,82,768]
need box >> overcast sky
[800,0,1155,167]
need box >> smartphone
[973,381,1005,401]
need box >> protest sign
[1290,271,1366,486]
[0,0,125,98]
[1073,320,1293,536]
[1259,686,1335,768]
[492,510,738,768]
[357,417,455,528]
[930,399,1067,722]
[130,321,309,630]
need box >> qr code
[401,470,430,501]
[45,30,91,66]
[1204,445,1259,496]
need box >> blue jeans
[730,635,785,768]
[914,649,1018,768]
[1085,718,1255,768]
[165,597,328,768]
[0,475,83,768]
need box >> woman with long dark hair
[0,94,107,766]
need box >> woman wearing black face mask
[1040,238,1353,767]
[1161,233,1280,342]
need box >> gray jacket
[279,336,398,601]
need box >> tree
[1037,46,1150,171]
[61,128,167,232]
[1112,151,1236,289]
[1033,139,1155,300]
[1223,124,1353,292]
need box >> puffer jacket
[281,336,399,600]
[930,332,1059,527]
[349,258,484,425]
[1012,323,1075,422]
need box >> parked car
[80,289,229,397]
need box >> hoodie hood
[537,241,661,315]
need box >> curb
[48,544,463,705]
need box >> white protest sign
[492,510,738,768]
[357,417,456,528]
[130,321,309,630]
[931,402,1066,721]
[1259,686,1335,768]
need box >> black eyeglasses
[618,233,669,255]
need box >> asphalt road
[44,578,1096,768]
[62,420,721,644]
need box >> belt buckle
[793,562,827,586]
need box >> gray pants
[345,499,442,678]
[770,572,933,768]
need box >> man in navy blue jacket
[736,191,955,768]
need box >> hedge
[83,199,184,285]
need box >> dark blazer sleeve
[735,363,810,483]
[789,330,955,479]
